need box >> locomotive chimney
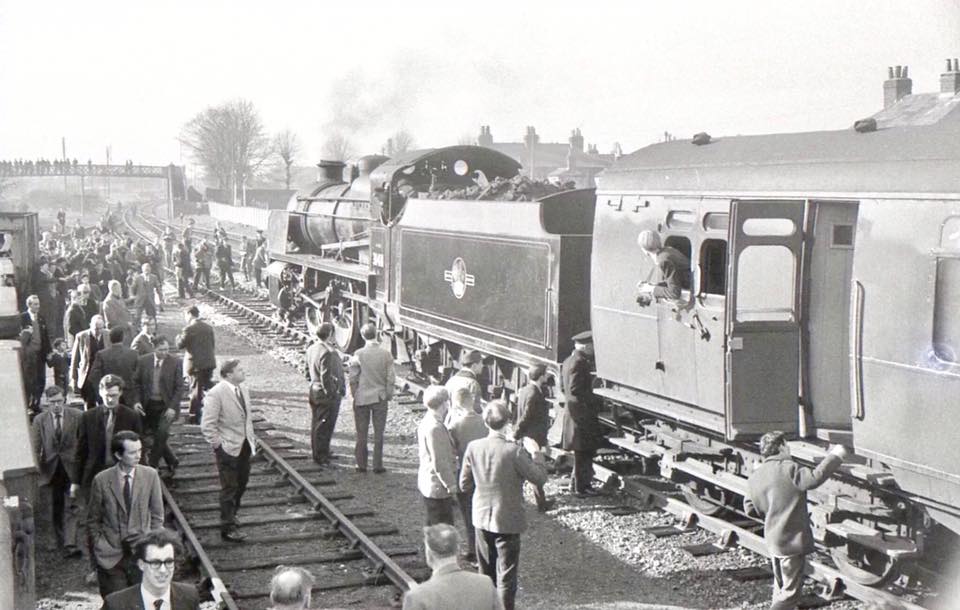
[941,58,960,95]
[477,125,493,147]
[316,160,346,183]
[883,64,912,109]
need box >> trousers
[423,496,455,526]
[353,400,388,471]
[96,539,140,598]
[44,462,79,550]
[476,529,521,610]
[770,554,806,610]
[572,449,595,493]
[143,400,178,469]
[309,396,341,463]
[215,441,252,532]
[189,368,214,422]
[456,490,476,553]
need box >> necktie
[104,409,115,463]
[235,387,247,415]
[123,473,132,513]
[54,414,62,444]
[153,600,163,610]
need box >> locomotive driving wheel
[329,297,358,352]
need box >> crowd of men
[23,214,848,609]
[0,158,142,176]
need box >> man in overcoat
[177,305,216,423]
[131,336,184,473]
[560,331,602,497]
[348,322,395,473]
[514,364,553,511]
[91,326,141,407]
[744,432,848,610]
[21,294,52,411]
[71,314,107,410]
[304,322,344,465]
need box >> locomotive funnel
[316,160,346,183]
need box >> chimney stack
[941,58,960,95]
[883,65,912,109]
[317,160,346,183]
[477,125,493,147]
[523,126,539,148]
[568,128,584,152]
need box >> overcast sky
[1,0,958,167]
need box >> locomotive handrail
[290,210,372,223]
[851,280,865,419]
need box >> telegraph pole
[105,145,111,198]
[61,137,68,195]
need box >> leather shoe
[221,529,247,543]
[537,499,556,512]
[355,467,368,473]
[574,488,600,498]
[372,467,387,474]
[63,546,83,559]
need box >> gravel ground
[35,237,868,609]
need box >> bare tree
[320,131,355,161]
[382,130,416,157]
[180,99,272,204]
[273,129,302,190]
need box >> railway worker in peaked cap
[559,330,603,497]
[743,432,848,610]
[635,229,691,306]
[445,349,484,415]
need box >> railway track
[122,204,421,609]
[128,202,935,610]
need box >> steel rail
[161,481,241,610]
[257,437,418,592]
[592,462,929,610]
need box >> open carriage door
[725,200,805,440]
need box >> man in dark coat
[560,331,602,497]
[176,305,216,423]
[131,336,184,472]
[215,239,235,289]
[304,322,344,464]
[21,294,52,412]
[514,364,552,511]
[64,289,87,348]
[91,326,141,407]
[744,432,847,610]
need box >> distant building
[871,59,960,127]
[475,125,616,188]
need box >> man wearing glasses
[102,528,200,610]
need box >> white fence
[207,201,271,231]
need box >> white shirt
[118,464,136,487]
[140,584,171,609]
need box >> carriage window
[666,210,695,230]
[703,213,729,232]
[933,257,960,362]
[736,245,795,322]
[742,218,796,236]
[664,235,692,291]
[700,239,727,295]
[832,224,854,248]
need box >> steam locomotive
[266,110,960,586]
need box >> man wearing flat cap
[445,349,484,415]
[560,331,602,497]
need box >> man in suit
[417,386,458,526]
[132,336,184,474]
[87,430,164,598]
[200,359,256,542]
[63,289,86,348]
[21,294,52,412]
[177,305,216,423]
[174,241,194,299]
[132,263,163,328]
[92,326,141,408]
[402,523,502,610]
[30,385,82,557]
[131,317,157,356]
[348,322,395,473]
[514,364,553,512]
[304,322,344,465]
[267,566,314,610]
[559,330,602,497]
[71,314,107,410]
[744,432,848,610]
[102,528,200,610]
[78,280,101,326]
[444,349,484,414]
[459,400,548,610]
